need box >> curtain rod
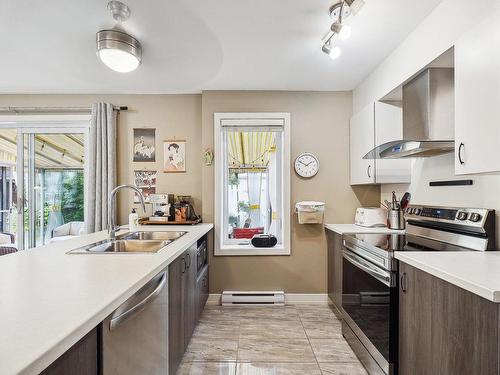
[0,106,128,114]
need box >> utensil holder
[388,209,405,230]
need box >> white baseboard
[207,294,221,305]
[285,293,329,304]
[206,293,328,305]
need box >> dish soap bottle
[129,208,139,232]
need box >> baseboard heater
[221,291,285,306]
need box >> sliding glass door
[0,121,89,250]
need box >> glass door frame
[0,164,15,233]
[0,115,90,250]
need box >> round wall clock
[294,153,320,178]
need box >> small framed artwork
[134,170,157,203]
[133,128,156,162]
[164,140,186,173]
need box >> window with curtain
[214,113,290,256]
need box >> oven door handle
[343,249,392,287]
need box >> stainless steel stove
[341,205,496,375]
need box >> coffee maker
[149,194,174,222]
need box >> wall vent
[221,291,285,306]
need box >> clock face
[294,153,319,178]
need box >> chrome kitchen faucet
[108,184,146,240]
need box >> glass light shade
[98,48,140,73]
[338,25,352,41]
[329,46,342,60]
[96,30,142,73]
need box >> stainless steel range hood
[364,68,455,159]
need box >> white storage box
[295,201,325,224]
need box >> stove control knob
[469,213,482,222]
[406,208,412,214]
[414,208,422,215]
[457,212,468,221]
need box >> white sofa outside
[0,232,14,245]
[0,232,17,256]
[50,222,85,243]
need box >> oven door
[342,248,397,375]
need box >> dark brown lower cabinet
[168,253,186,375]
[399,262,499,375]
[326,229,343,311]
[169,235,210,375]
[41,327,98,375]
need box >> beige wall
[201,91,380,293]
[0,94,202,223]
[0,91,380,293]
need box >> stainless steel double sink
[68,231,187,254]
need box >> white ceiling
[1,0,442,94]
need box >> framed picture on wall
[133,128,156,162]
[133,170,157,203]
[163,140,186,173]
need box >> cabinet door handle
[181,257,186,274]
[367,165,372,178]
[458,142,465,165]
[400,272,407,293]
[186,253,191,268]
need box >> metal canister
[388,209,405,230]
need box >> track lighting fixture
[321,0,365,59]
[96,1,142,73]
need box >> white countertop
[0,223,213,375]
[324,223,405,235]
[396,251,500,303]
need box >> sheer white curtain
[86,103,116,233]
[246,172,262,228]
[268,151,278,238]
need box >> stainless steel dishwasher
[102,269,168,375]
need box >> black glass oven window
[342,257,392,362]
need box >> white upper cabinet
[350,103,375,185]
[350,102,411,185]
[374,102,412,184]
[455,9,500,174]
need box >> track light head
[330,22,352,41]
[322,42,332,55]
[322,41,341,60]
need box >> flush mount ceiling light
[321,0,365,60]
[96,1,142,73]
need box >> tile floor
[177,304,368,375]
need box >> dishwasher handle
[109,272,167,331]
